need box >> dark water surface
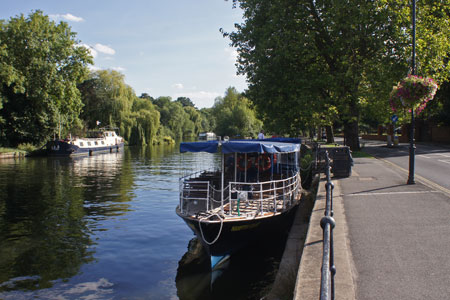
[0,146,285,299]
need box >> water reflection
[0,145,286,299]
[0,152,131,292]
[176,235,287,300]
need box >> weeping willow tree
[78,70,160,145]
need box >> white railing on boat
[179,171,301,218]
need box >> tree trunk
[326,125,334,143]
[344,121,360,151]
[343,97,361,151]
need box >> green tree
[79,71,161,145]
[212,87,262,138]
[130,97,160,145]
[78,70,134,130]
[199,108,215,133]
[226,0,450,150]
[152,96,200,139]
[0,10,92,146]
[139,93,154,102]
[183,106,203,137]
[175,96,195,108]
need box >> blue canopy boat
[176,138,303,269]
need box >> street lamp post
[407,0,416,184]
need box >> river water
[0,145,286,300]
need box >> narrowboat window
[101,141,105,145]
[87,142,91,146]
[95,141,98,145]
[80,142,84,146]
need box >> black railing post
[320,151,336,300]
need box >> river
[0,145,286,300]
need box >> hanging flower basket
[389,75,438,114]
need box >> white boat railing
[228,173,301,217]
[179,171,301,218]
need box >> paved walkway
[295,143,450,300]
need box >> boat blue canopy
[180,138,301,154]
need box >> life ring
[272,154,278,165]
[257,154,272,171]
[237,155,252,171]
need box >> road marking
[438,159,450,165]
[347,190,439,196]
[426,153,450,158]
[373,157,450,197]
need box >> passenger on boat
[258,130,265,139]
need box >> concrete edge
[265,178,318,300]
[293,176,356,300]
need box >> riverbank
[265,174,320,299]
[0,151,26,159]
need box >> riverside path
[294,138,450,300]
[341,139,450,299]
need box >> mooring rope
[198,213,224,245]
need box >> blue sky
[1,0,247,108]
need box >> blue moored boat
[176,138,302,269]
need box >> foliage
[226,0,450,150]
[175,97,195,108]
[0,10,92,146]
[152,96,205,139]
[78,70,134,129]
[424,81,450,125]
[389,75,438,114]
[17,143,37,152]
[78,70,161,146]
[212,87,262,138]
[199,108,215,133]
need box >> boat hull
[46,140,124,156]
[176,204,298,258]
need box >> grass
[351,150,374,158]
[0,147,26,154]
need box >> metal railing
[320,151,336,300]
[228,173,301,216]
[179,171,301,217]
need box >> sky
[1,0,248,108]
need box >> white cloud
[112,66,126,72]
[172,83,184,90]
[77,43,116,59]
[174,91,221,109]
[78,43,98,58]
[50,13,84,22]
[88,65,101,71]
[224,47,238,62]
[93,44,116,55]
